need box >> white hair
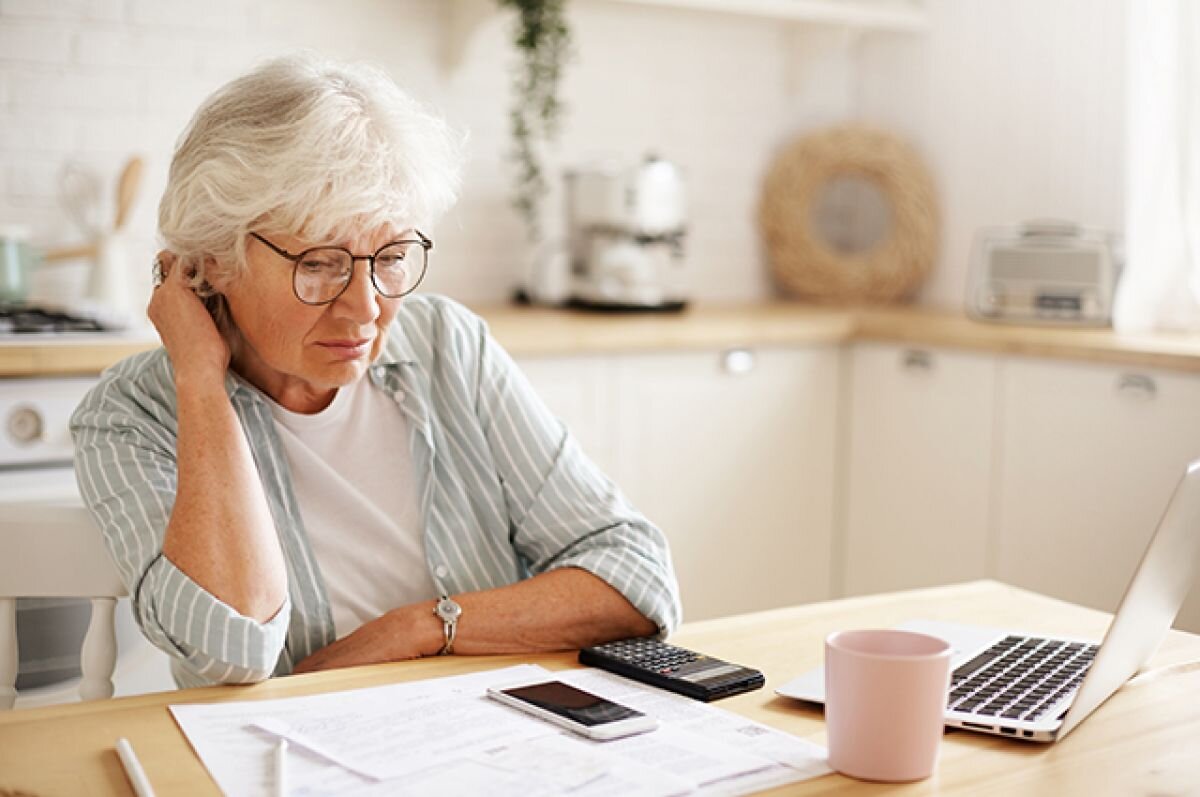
[158,52,465,322]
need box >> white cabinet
[841,348,1200,633]
[842,344,997,596]
[517,346,840,623]
[614,347,839,621]
[996,358,1200,631]
[518,338,1200,635]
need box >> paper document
[169,663,830,796]
[557,669,831,778]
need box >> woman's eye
[299,256,344,273]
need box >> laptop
[777,458,1200,743]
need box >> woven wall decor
[759,125,938,303]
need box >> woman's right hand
[147,252,231,389]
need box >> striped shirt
[70,295,681,689]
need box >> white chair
[0,501,126,710]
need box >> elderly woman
[70,53,680,689]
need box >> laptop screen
[1057,459,1200,737]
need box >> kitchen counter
[4,302,1200,377]
[0,332,160,379]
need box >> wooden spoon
[113,155,144,232]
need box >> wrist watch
[433,595,462,655]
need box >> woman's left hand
[292,604,440,674]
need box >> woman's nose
[331,260,381,323]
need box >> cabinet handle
[1116,373,1157,401]
[901,349,934,372]
[721,348,756,375]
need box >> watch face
[437,598,462,621]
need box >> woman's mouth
[316,338,373,360]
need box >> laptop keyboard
[948,635,1099,722]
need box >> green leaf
[497,0,571,242]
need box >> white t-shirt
[267,377,436,639]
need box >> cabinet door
[514,354,617,477]
[997,358,1200,631]
[843,344,997,597]
[614,347,839,621]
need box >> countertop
[4,302,1200,378]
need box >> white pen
[275,738,288,797]
[115,737,156,797]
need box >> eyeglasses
[249,230,432,305]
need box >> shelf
[442,0,926,71]
[598,0,928,32]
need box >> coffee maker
[564,154,689,311]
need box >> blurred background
[0,0,1123,308]
[7,0,1199,710]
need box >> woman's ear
[201,256,233,294]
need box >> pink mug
[824,629,952,782]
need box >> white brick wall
[126,0,246,33]
[0,0,125,23]
[0,23,73,64]
[74,29,199,69]
[10,69,142,111]
[857,0,1127,310]
[2,0,836,309]
[7,159,61,200]
[0,0,1127,311]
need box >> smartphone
[486,679,658,741]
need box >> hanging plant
[497,0,571,243]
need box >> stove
[1,375,175,705]
[0,303,113,335]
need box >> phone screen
[499,682,645,727]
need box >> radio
[967,220,1120,326]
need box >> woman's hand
[292,604,442,674]
[148,252,230,388]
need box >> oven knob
[7,405,44,445]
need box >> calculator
[579,637,765,702]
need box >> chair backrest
[0,500,126,710]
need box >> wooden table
[2,580,1199,795]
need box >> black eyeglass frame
[249,230,433,306]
